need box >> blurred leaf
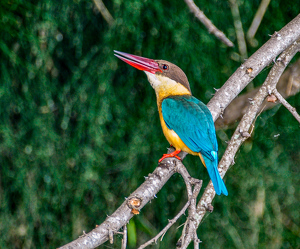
[127,219,137,248]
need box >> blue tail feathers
[204,152,228,196]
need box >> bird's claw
[158,150,182,162]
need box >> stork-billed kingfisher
[114,51,228,196]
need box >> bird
[114,50,228,196]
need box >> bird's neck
[144,71,191,107]
[147,74,191,105]
[156,88,191,108]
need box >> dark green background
[0,0,299,248]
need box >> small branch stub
[240,130,251,138]
[109,230,114,244]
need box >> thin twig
[175,160,199,198]
[138,201,191,249]
[229,0,247,60]
[138,162,202,249]
[121,224,127,249]
[247,0,271,43]
[174,161,202,249]
[184,0,234,47]
[177,181,202,249]
[93,0,114,26]
[273,89,300,123]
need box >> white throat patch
[144,71,190,99]
[144,71,178,91]
[144,71,161,90]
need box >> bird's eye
[162,64,169,70]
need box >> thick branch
[208,14,300,121]
[59,150,189,249]
[58,158,179,249]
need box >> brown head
[153,59,191,92]
[114,51,191,100]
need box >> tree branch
[177,182,202,249]
[184,0,234,47]
[138,201,191,249]
[273,89,300,123]
[247,0,271,43]
[93,0,114,26]
[215,58,300,128]
[208,14,300,121]
[58,150,189,249]
[58,15,300,249]
[58,158,177,248]
[186,38,300,247]
[121,225,127,249]
[139,156,202,249]
[229,0,248,60]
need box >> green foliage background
[0,0,299,248]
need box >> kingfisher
[114,51,228,196]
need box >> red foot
[158,150,182,163]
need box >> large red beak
[114,50,162,74]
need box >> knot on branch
[176,239,182,248]
[246,67,253,75]
[267,94,277,103]
[204,203,214,213]
[127,197,142,215]
[239,130,251,138]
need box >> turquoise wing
[161,95,228,196]
[161,95,217,156]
